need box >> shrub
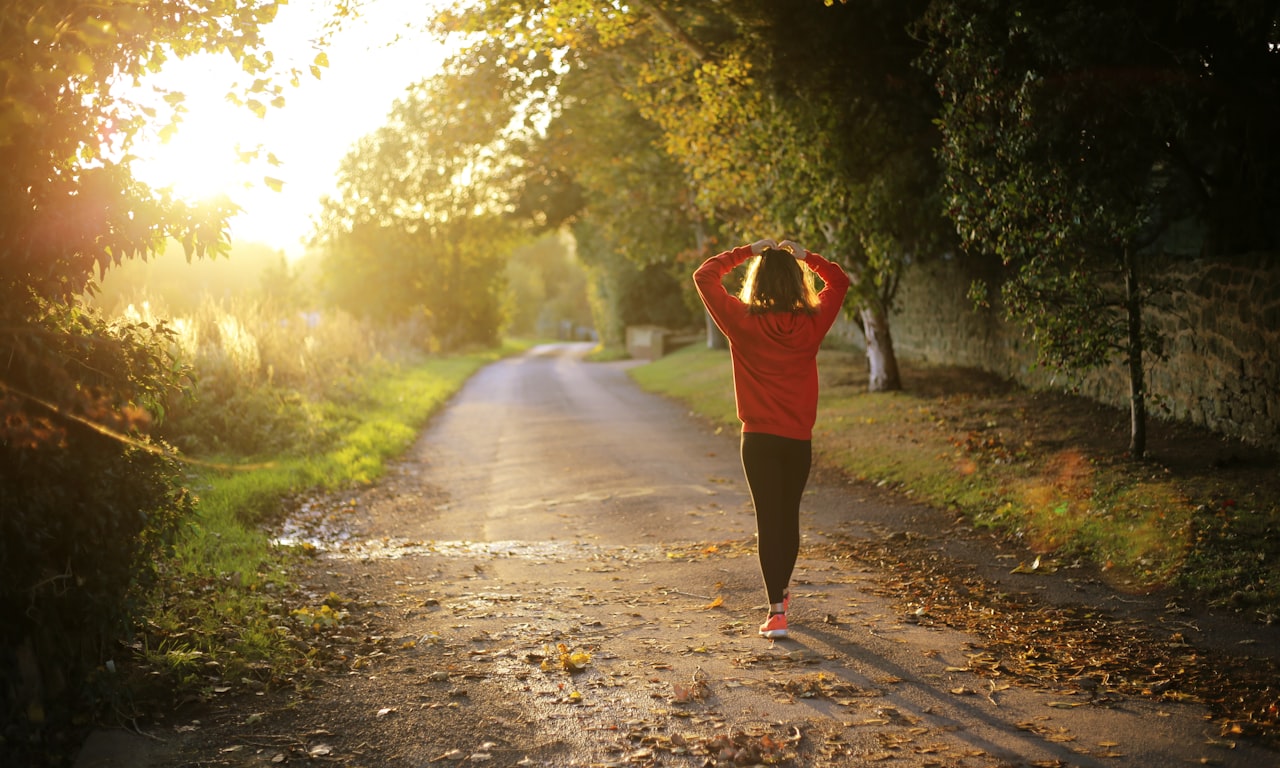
[0,303,193,763]
[122,297,399,458]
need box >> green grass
[627,344,739,426]
[584,344,632,363]
[630,344,1279,618]
[138,345,513,694]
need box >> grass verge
[131,344,520,703]
[630,344,1280,622]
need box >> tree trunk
[690,206,727,349]
[1124,245,1147,458]
[860,304,902,392]
[705,310,728,349]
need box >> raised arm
[780,240,850,333]
[693,239,776,333]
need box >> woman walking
[693,238,850,638]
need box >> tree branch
[629,0,711,63]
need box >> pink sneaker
[759,612,788,639]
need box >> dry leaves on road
[818,532,1280,745]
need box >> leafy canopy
[922,0,1280,372]
[315,52,526,348]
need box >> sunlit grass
[584,344,631,363]
[186,345,502,548]
[140,345,509,692]
[630,344,1277,612]
[627,344,739,426]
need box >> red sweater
[694,245,851,441]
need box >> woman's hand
[779,240,806,260]
[749,238,778,255]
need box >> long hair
[738,247,820,315]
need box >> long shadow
[771,620,1187,767]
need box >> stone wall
[860,253,1280,451]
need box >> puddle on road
[272,498,666,562]
[272,496,359,550]
[315,537,665,562]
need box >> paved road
[81,343,1277,767]
[396,341,747,546]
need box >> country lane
[86,342,1277,768]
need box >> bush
[0,290,436,763]
[121,297,398,458]
[0,298,196,764]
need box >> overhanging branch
[630,0,711,63]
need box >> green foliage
[0,3,322,755]
[924,1,1176,275]
[536,50,702,264]
[505,232,594,339]
[0,301,196,733]
[1,298,186,443]
[0,433,193,760]
[507,39,711,343]
[920,0,1280,454]
[131,296,386,458]
[433,0,952,388]
[315,58,524,349]
[625,1,950,327]
[924,0,1280,259]
[573,222,625,347]
[633,0,950,272]
[571,220,701,347]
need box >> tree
[921,0,1280,457]
[315,51,524,349]
[434,0,954,390]
[678,0,951,391]
[422,9,716,346]
[1,0,314,753]
[526,44,712,344]
[504,231,593,339]
[2,0,314,443]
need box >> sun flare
[135,128,258,204]
[126,56,266,204]
[119,1,454,256]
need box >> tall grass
[121,296,408,457]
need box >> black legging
[740,432,812,606]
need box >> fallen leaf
[432,749,464,761]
